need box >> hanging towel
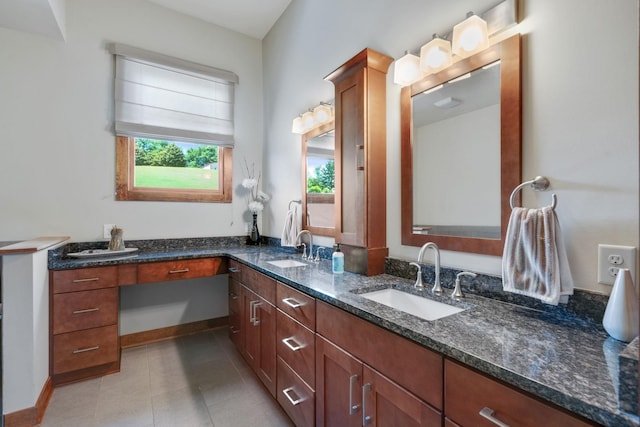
[281,204,301,247]
[502,205,574,305]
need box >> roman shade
[110,43,238,146]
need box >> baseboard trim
[120,316,229,348]
[5,376,52,427]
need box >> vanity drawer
[277,310,315,388]
[228,259,242,280]
[52,325,119,374]
[444,360,596,427]
[137,258,223,283]
[52,288,118,334]
[52,266,118,293]
[242,267,276,305]
[277,357,315,427]
[276,282,315,330]
[317,301,443,409]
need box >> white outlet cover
[597,244,637,286]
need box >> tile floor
[40,329,294,427]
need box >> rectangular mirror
[302,121,335,236]
[401,34,521,255]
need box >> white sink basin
[360,288,464,321]
[267,259,308,268]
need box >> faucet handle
[409,262,424,289]
[452,272,476,299]
[300,243,307,259]
[314,247,324,262]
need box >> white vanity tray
[67,248,138,258]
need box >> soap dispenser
[332,244,344,274]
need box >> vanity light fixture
[419,34,453,75]
[451,13,490,58]
[422,84,444,95]
[291,102,335,134]
[448,73,471,84]
[393,51,424,86]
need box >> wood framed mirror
[302,121,335,237]
[401,34,521,256]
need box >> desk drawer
[137,258,222,283]
[53,325,118,374]
[277,310,315,388]
[276,282,315,330]
[53,288,118,334]
[228,259,242,280]
[242,267,276,304]
[52,266,118,293]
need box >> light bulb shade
[313,104,333,124]
[302,111,316,131]
[419,38,453,75]
[291,116,304,134]
[393,52,424,87]
[452,14,489,58]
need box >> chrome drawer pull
[72,277,100,283]
[349,374,360,415]
[228,267,240,273]
[282,387,306,406]
[72,345,100,354]
[229,326,240,334]
[362,383,372,425]
[282,337,305,352]
[168,269,190,274]
[282,297,303,309]
[72,307,100,314]
[229,292,238,300]
[479,407,510,427]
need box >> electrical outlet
[103,224,116,239]
[597,244,637,285]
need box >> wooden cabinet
[50,267,121,385]
[444,360,596,427]
[275,282,317,426]
[316,301,442,426]
[325,48,393,275]
[233,265,277,397]
[228,260,243,349]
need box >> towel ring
[509,176,557,210]
[288,199,301,210]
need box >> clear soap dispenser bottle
[332,244,344,274]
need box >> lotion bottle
[332,244,344,274]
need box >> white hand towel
[502,205,574,305]
[281,204,300,247]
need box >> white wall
[0,0,264,242]
[263,0,639,294]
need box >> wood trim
[115,136,233,203]
[5,377,53,427]
[400,34,521,256]
[52,360,121,387]
[0,236,69,255]
[120,317,229,348]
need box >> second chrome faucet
[411,242,443,293]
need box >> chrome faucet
[295,230,313,260]
[417,242,442,293]
[409,262,424,289]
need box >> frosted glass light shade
[291,116,304,134]
[393,52,424,87]
[452,14,490,58]
[313,104,333,124]
[302,111,316,130]
[419,38,452,75]
[602,268,639,342]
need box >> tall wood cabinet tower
[325,48,393,275]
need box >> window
[110,43,237,202]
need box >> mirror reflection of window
[305,129,335,231]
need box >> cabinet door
[316,336,362,427]
[255,294,276,397]
[242,286,259,368]
[362,365,441,427]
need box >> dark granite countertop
[49,242,639,427]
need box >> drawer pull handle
[72,277,100,283]
[168,269,190,274]
[72,345,100,354]
[282,297,303,309]
[282,337,305,352]
[362,383,372,425]
[479,407,510,427]
[72,307,100,314]
[349,374,360,415]
[228,267,240,273]
[229,326,240,334]
[229,292,238,300]
[282,387,306,406]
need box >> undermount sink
[360,288,465,321]
[266,259,308,268]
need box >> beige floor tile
[151,386,214,427]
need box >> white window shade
[110,43,238,146]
